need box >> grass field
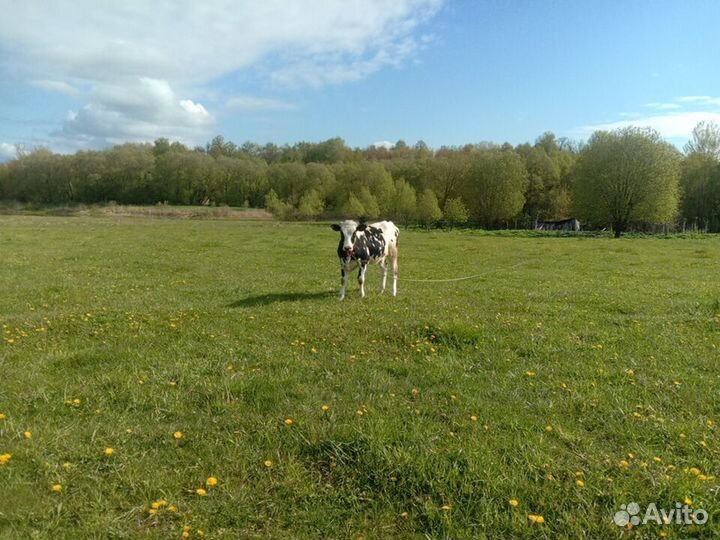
[1,215,719,539]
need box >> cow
[331,219,399,300]
[534,218,581,232]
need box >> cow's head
[331,220,367,259]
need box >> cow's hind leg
[379,257,388,294]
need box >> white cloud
[372,140,394,149]
[57,78,215,146]
[0,1,443,149]
[0,142,18,161]
[579,96,720,143]
[226,96,294,111]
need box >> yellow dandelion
[321,404,330,412]
[23,431,32,439]
[509,499,519,507]
[576,479,585,487]
[264,460,273,468]
[196,488,207,497]
[525,371,536,377]
[148,508,158,516]
[72,398,81,405]
[284,418,294,426]
[174,431,184,439]
[470,415,478,422]
[684,497,693,505]
[688,467,701,476]
[400,511,409,518]
[528,514,545,524]
[0,413,6,421]
[440,505,452,511]
[151,499,168,509]
[168,505,178,513]
[182,532,191,539]
[51,484,63,493]
[0,453,12,465]
[619,460,630,469]
[356,410,364,416]
[206,476,218,487]
[545,425,553,432]
[411,388,420,396]
[104,447,115,456]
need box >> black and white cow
[331,219,400,300]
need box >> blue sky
[1,0,720,160]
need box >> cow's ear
[331,224,341,231]
[356,223,367,231]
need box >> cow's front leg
[358,261,368,298]
[339,266,349,300]
[379,258,388,294]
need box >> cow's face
[331,220,367,259]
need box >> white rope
[399,261,527,283]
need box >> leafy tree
[680,153,720,231]
[443,197,469,227]
[464,150,527,227]
[573,127,681,237]
[297,189,324,219]
[388,178,417,225]
[684,121,720,159]
[416,188,442,228]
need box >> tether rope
[399,261,527,283]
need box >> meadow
[1,215,719,539]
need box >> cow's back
[371,220,399,255]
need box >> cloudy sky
[1,0,720,159]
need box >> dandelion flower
[545,425,553,432]
[0,413,6,421]
[509,499,519,507]
[206,476,218,487]
[528,514,545,524]
[168,505,178,513]
[264,460,273,468]
[104,447,115,456]
[0,453,12,465]
[196,488,207,497]
[525,371,536,377]
[284,418,294,426]
[174,431,184,440]
[440,505,452,511]
[400,511,409,518]
[23,431,32,439]
[618,460,630,469]
[576,479,585,487]
[470,415,478,422]
[688,467,701,476]
[684,497,693,505]
[51,484,63,493]
[72,398,81,405]
[321,404,330,412]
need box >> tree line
[1,122,719,234]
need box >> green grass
[1,216,719,539]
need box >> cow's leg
[358,262,368,298]
[391,253,399,296]
[379,257,388,294]
[339,266,349,300]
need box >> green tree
[684,121,720,159]
[388,178,417,225]
[443,197,469,227]
[416,188,442,228]
[573,127,681,237]
[297,189,324,219]
[464,150,527,227]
